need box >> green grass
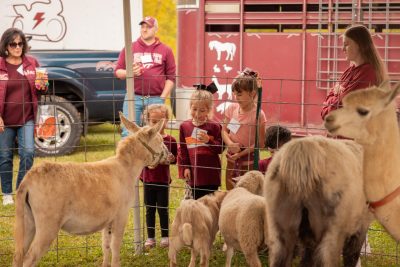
[0,123,398,266]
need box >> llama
[264,136,372,267]
[13,112,169,267]
[325,81,400,241]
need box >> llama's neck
[362,106,400,201]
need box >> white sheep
[219,170,267,267]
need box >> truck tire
[35,95,83,157]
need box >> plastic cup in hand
[35,68,48,91]
[133,60,144,75]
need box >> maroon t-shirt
[258,156,273,175]
[3,62,34,126]
[178,120,223,187]
[140,135,178,184]
[115,37,176,96]
[321,63,377,119]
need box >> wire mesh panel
[0,73,399,266]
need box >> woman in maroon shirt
[321,24,388,120]
[0,28,46,206]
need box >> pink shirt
[224,103,266,148]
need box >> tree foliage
[143,0,177,56]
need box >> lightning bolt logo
[33,12,45,29]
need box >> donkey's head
[325,82,400,144]
[119,112,169,168]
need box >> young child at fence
[140,104,177,249]
[178,83,223,200]
[222,68,266,190]
[258,125,292,175]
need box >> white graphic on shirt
[0,74,8,80]
[133,52,163,69]
[17,65,24,75]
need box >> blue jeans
[0,120,35,194]
[121,94,165,138]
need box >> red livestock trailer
[175,0,400,135]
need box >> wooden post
[122,0,141,255]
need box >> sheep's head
[324,81,400,145]
[235,170,265,196]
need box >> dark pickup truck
[31,50,126,156]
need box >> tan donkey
[13,112,169,267]
[325,81,400,241]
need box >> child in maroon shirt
[178,85,223,200]
[140,104,177,249]
[258,125,292,174]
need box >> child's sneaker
[144,238,156,249]
[2,194,14,206]
[160,237,169,248]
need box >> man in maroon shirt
[115,16,176,135]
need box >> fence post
[122,0,141,255]
[253,86,262,170]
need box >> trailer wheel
[35,95,83,157]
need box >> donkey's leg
[224,245,234,267]
[168,236,183,267]
[23,205,36,255]
[109,212,129,267]
[243,250,261,267]
[101,225,112,267]
[22,222,59,266]
[188,248,197,267]
[342,227,368,267]
[199,247,210,267]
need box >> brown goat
[13,112,169,267]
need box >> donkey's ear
[119,111,140,133]
[148,119,165,137]
[384,82,400,107]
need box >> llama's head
[118,112,169,168]
[325,82,400,144]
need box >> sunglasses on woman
[8,42,24,48]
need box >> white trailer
[0,0,143,50]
